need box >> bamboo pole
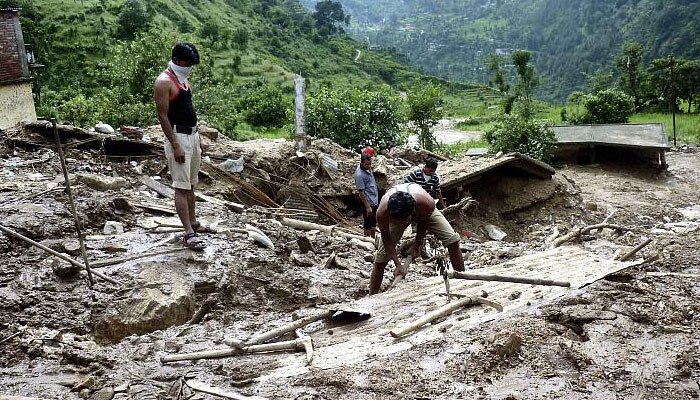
[232,309,335,346]
[161,339,305,363]
[51,118,95,286]
[185,380,268,400]
[280,217,374,245]
[448,271,570,287]
[390,296,479,338]
[91,247,187,268]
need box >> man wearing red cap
[361,146,376,158]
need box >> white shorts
[164,132,201,190]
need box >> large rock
[93,264,195,343]
[76,174,127,191]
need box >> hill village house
[0,8,36,131]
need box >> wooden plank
[141,176,174,199]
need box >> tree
[614,41,645,111]
[511,50,538,120]
[487,54,509,95]
[306,86,403,151]
[676,59,700,113]
[313,1,350,37]
[116,0,151,40]
[200,20,222,48]
[406,82,443,151]
[586,69,613,93]
[238,80,290,128]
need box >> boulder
[566,307,617,323]
[103,221,124,235]
[76,174,127,192]
[93,264,195,343]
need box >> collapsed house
[1,121,685,399]
[552,123,670,168]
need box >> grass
[234,124,294,141]
[629,112,700,145]
[439,138,489,158]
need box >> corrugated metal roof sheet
[252,246,639,380]
[553,123,669,149]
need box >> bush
[239,81,290,128]
[306,86,404,151]
[197,85,241,138]
[568,89,635,124]
[484,115,556,161]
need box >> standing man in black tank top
[154,43,210,251]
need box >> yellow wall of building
[0,82,37,131]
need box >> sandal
[192,222,217,234]
[181,232,206,251]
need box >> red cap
[362,146,376,157]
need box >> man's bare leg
[369,261,389,295]
[447,242,465,272]
[187,188,197,227]
[174,188,194,233]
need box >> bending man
[369,183,465,294]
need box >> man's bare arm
[358,190,373,216]
[377,212,403,272]
[154,78,184,163]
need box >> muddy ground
[0,126,699,399]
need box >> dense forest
[1,0,445,136]
[300,0,700,101]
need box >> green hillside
[4,0,461,137]
[301,0,700,101]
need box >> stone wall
[0,82,37,130]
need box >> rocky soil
[0,125,698,399]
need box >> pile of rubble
[1,121,697,399]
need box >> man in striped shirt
[405,158,446,209]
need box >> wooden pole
[234,309,334,346]
[0,224,118,285]
[449,271,570,287]
[619,238,653,261]
[280,217,374,245]
[160,340,303,363]
[390,296,478,338]
[51,118,95,286]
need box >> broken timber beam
[390,295,500,338]
[447,270,570,287]
[225,309,334,348]
[280,217,374,245]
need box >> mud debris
[0,124,699,399]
